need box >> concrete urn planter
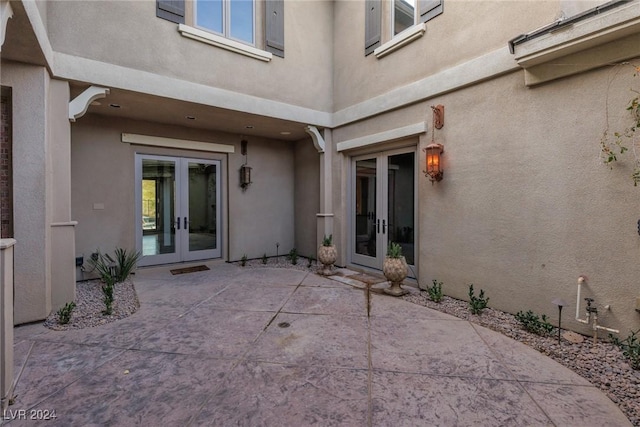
[383,256,409,296]
[317,244,337,276]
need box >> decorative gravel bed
[402,292,640,426]
[44,279,139,331]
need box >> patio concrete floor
[6,263,632,426]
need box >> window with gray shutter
[420,0,443,23]
[365,0,381,56]
[157,0,185,24]
[266,0,285,58]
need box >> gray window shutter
[266,0,285,58]
[365,0,381,56]
[419,0,443,23]
[157,0,185,24]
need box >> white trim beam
[336,122,426,152]
[122,133,235,153]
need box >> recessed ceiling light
[186,116,196,120]
[109,103,121,108]
[245,125,254,129]
[90,101,102,106]
[280,131,291,135]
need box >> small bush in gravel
[288,248,299,265]
[262,253,268,264]
[515,310,554,336]
[241,254,248,267]
[57,301,76,325]
[307,256,315,269]
[611,329,640,370]
[102,277,115,315]
[425,279,444,303]
[468,284,489,315]
[113,248,142,282]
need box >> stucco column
[0,238,15,411]
[316,129,334,246]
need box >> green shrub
[57,302,76,325]
[112,248,142,282]
[515,310,554,336]
[88,248,141,284]
[102,276,115,315]
[611,329,640,370]
[468,284,489,315]
[241,254,248,267]
[386,242,403,258]
[288,248,298,265]
[307,256,315,268]
[262,253,268,265]
[425,279,444,303]
[322,234,333,246]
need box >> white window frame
[392,0,418,37]
[194,0,256,46]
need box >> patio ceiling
[70,84,312,142]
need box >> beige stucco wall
[294,138,320,259]
[46,0,334,112]
[332,59,640,337]
[332,0,559,110]
[71,114,296,265]
[1,62,51,324]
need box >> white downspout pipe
[576,276,589,325]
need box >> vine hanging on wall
[600,62,640,185]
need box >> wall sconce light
[424,104,445,183]
[240,139,252,191]
[424,143,444,182]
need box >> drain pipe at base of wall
[0,238,16,412]
[575,275,620,343]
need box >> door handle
[184,217,188,230]
[176,217,180,230]
[377,219,380,233]
[382,219,386,234]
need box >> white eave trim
[374,22,426,59]
[178,24,272,62]
[513,1,640,68]
[336,122,426,152]
[122,133,235,153]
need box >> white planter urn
[383,256,408,296]
[317,244,337,276]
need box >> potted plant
[317,234,337,276]
[383,242,409,296]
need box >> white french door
[136,154,221,266]
[351,149,416,271]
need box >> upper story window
[196,0,254,45]
[394,0,416,36]
[156,0,284,59]
[366,0,443,57]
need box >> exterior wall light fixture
[424,143,444,182]
[240,139,252,191]
[424,105,445,183]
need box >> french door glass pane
[141,159,176,256]
[355,159,377,258]
[387,152,415,265]
[197,0,223,33]
[188,162,217,252]
[230,0,254,43]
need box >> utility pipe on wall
[575,275,619,343]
